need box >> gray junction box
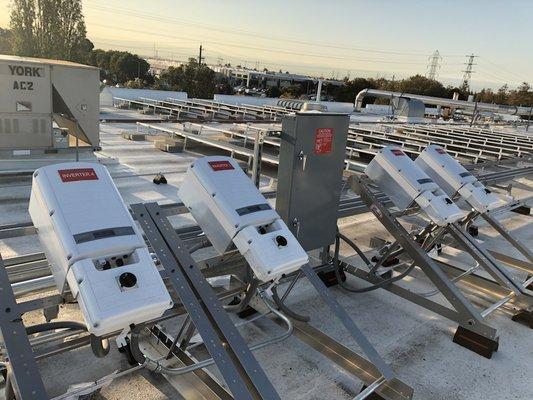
[276,112,349,251]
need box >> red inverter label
[58,168,98,182]
[391,149,406,156]
[208,160,234,171]
[314,128,334,155]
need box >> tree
[334,77,377,103]
[398,75,448,98]
[9,0,90,62]
[158,58,215,99]
[214,75,234,95]
[0,28,13,54]
[507,82,532,106]
[266,85,281,98]
[109,52,150,83]
[87,49,150,85]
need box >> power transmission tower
[427,50,442,80]
[462,53,477,89]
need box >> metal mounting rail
[479,212,533,264]
[349,176,500,357]
[131,202,280,400]
[300,264,394,381]
[447,223,527,295]
[0,255,48,399]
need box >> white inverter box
[179,156,308,282]
[416,145,504,213]
[29,162,172,336]
[366,147,464,226]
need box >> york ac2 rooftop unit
[0,55,100,152]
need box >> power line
[89,22,438,66]
[85,2,463,58]
[478,57,530,84]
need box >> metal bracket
[0,255,48,399]
[300,264,394,381]
[131,202,280,400]
[350,176,498,343]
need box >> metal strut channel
[350,177,498,342]
[447,223,526,294]
[300,264,394,381]
[131,203,279,400]
[0,255,48,399]
[479,212,533,264]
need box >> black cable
[129,326,147,365]
[26,321,110,358]
[271,286,310,322]
[25,321,86,335]
[336,232,373,268]
[333,231,415,293]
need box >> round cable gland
[275,235,288,247]
[119,272,137,288]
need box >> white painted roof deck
[0,113,531,400]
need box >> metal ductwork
[354,88,531,116]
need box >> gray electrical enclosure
[0,55,100,151]
[276,112,349,251]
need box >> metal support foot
[317,267,346,287]
[511,309,533,329]
[511,205,530,216]
[452,326,499,359]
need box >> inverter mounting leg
[131,202,280,400]
[0,255,48,400]
[300,264,394,382]
[350,176,500,358]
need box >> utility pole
[462,53,477,89]
[198,45,204,67]
[427,50,442,80]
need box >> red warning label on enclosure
[314,128,334,155]
[208,160,234,171]
[390,149,406,156]
[58,168,98,182]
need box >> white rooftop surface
[0,118,532,399]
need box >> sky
[0,0,531,90]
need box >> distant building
[212,66,343,91]
[145,57,184,77]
